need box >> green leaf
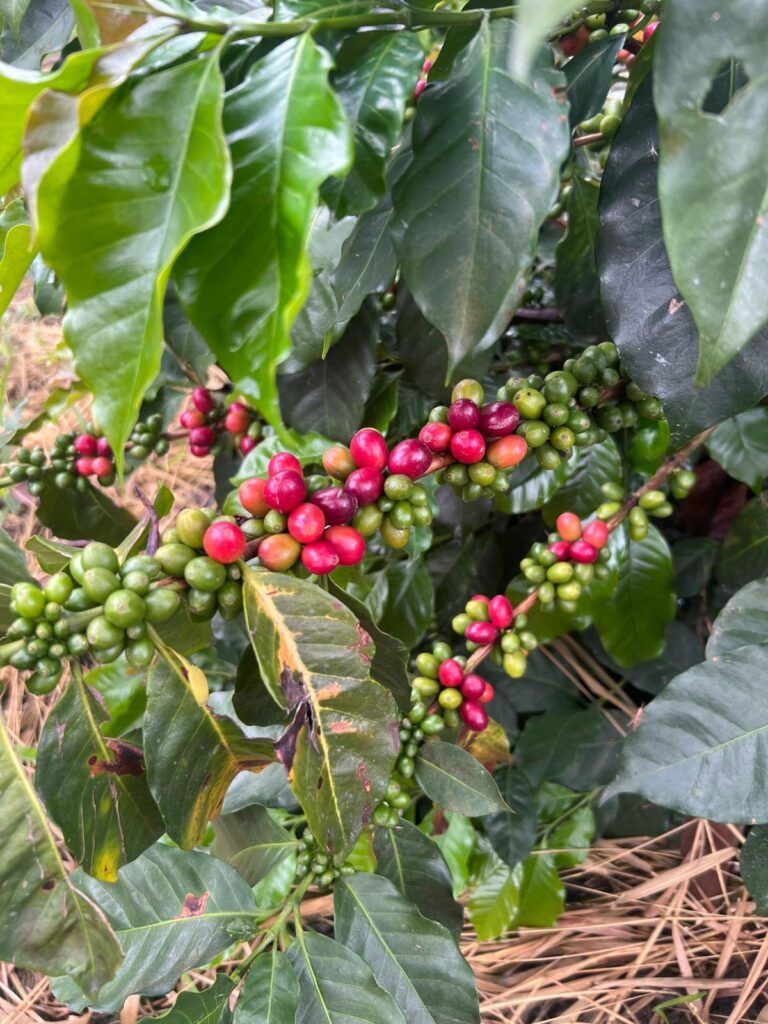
[604,645,768,822]
[144,643,275,848]
[36,54,230,474]
[289,929,408,1024]
[1,0,73,68]
[542,438,621,526]
[233,644,287,727]
[176,35,351,426]
[741,826,768,914]
[496,455,576,515]
[252,851,297,910]
[512,0,578,78]
[234,951,298,1024]
[708,408,768,490]
[540,796,595,870]
[392,19,569,375]
[415,739,510,816]
[36,478,136,544]
[564,35,624,129]
[483,767,537,868]
[0,0,33,39]
[373,820,463,938]
[0,521,30,584]
[513,853,564,927]
[36,668,163,882]
[234,431,336,483]
[0,197,33,316]
[716,495,768,591]
[554,172,605,335]
[654,2,768,383]
[211,804,296,885]
[368,556,435,650]
[144,974,234,1024]
[592,523,675,668]
[516,705,624,790]
[420,810,477,897]
[0,712,121,993]
[163,286,214,382]
[598,74,768,445]
[672,537,719,598]
[335,872,480,1024]
[626,620,703,697]
[85,656,148,737]
[325,30,422,217]
[26,535,79,573]
[243,566,398,857]
[52,844,260,1013]
[467,839,521,941]
[707,579,768,659]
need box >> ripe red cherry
[643,20,658,42]
[203,521,246,563]
[181,409,206,429]
[324,525,366,566]
[450,430,486,464]
[549,540,572,561]
[479,681,494,704]
[240,477,270,516]
[556,512,582,542]
[582,520,609,550]
[190,445,210,458]
[350,428,388,470]
[479,402,520,438]
[225,407,250,434]
[190,425,216,448]
[487,435,528,469]
[448,399,480,431]
[287,503,326,544]
[323,446,356,480]
[460,700,488,732]
[96,436,112,457]
[310,486,358,525]
[460,674,486,700]
[258,533,301,571]
[419,422,452,453]
[74,434,97,456]
[268,451,303,477]
[344,467,384,504]
[387,439,432,478]
[570,539,598,564]
[301,540,339,575]
[192,387,214,413]
[75,456,94,476]
[240,436,257,455]
[465,621,499,645]
[488,595,513,629]
[264,471,306,513]
[438,658,464,687]
[91,456,113,477]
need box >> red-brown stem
[573,131,605,148]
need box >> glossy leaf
[592,523,675,668]
[483,767,537,868]
[373,820,463,938]
[144,974,234,1024]
[516,705,624,790]
[421,810,477,897]
[627,620,703,697]
[415,739,510,816]
[392,19,569,375]
[176,35,351,426]
[289,929,407,1024]
[1,0,72,68]
[513,853,564,927]
[672,537,720,598]
[335,872,480,1024]
[716,495,768,591]
[0,520,31,583]
[233,644,287,727]
[211,804,296,885]
[708,408,768,490]
[36,478,136,544]
[554,172,605,334]
[0,198,33,316]
[85,656,148,738]
[52,844,260,1013]
[368,556,435,651]
[243,566,398,856]
[144,643,275,849]
[0,713,122,994]
[234,950,298,1024]
[36,668,163,882]
[235,431,336,482]
[564,35,624,128]
[598,73,768,444]
[707,579,768,659]
[467,839,521,941]
[542,438,621,526]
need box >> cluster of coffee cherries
[294,830,356,889]
[4,432,116,495]
[521,512,612,612]
[179,387,262,458]
[560,1,658,59]
[410,639,495,734]
[451,593,538,681]
[127,415,169,463]
[595,467,696,541]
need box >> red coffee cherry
[192,387,214,413]
[344,467,384,504]
[479,402,520,438]
[582,520,609,549]
[460,674,486,699]
[310,486,358,525]
[350,428,388,471]
[643,20,658,41]
[203,521,246,563]
[479,681,495,704]
[91,456,113,478]
[74,434,97,456]
[460,700,488,731]
[549,540,572,561]
[75,456,95,476]
[258,533,301,571]
[301,539,339,576]
[450,430,486,464]
[324,525,366,566]
[323,445,356,480]
[570,539,598,564]
[225,403,250,434]
[486,435,528,469]
[268,452,303,477]
[488,594,513,629]
[287,503,326,544]
[448,399,480,431]
[556,512,582,542]
[190,445,210,458]
[181,409,206,429]
[438,658,464,687]
[387,439,432,478]
[240,436,257,455]
[465,621,499,645]
[96,437,112,457]
[190,426,216,448]
[419,422,452,453]
[240,477,270,516]
[264,471,306,513]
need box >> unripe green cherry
[415,652,440,678]
[439,688,463,709]
[429,405,449,423]
[550,426,575,452]
[639,489,666,510]
[67,633,89,657]
[465,598,489,621]
[44,573,73,605]
[408,701,427,723]
[514,387,547,419]
[104,589,145,628]
[122,554,162,579]
[574,562,595,584]
[556,581,582,602]
[184,556,227,592]
[44,601,62,621]
[176,508,211,548]
[127,639,155,667]
[397,755,415,778]
[452,613,470,635]
[596,501,621,520]
[127,621,148,640]
[380,518,410,549]
[601,481,625,501]
[503,651,528,678]
[537,581,556,603]
[11,582,45,619]
[390,501,413,530]
[27,670,61,696]
[82,541,119,573]
[93,643,123,664]
[87,614,125,651]
[412,505,432,527]
[410,485,428,506]
[537,444,562,470]
[122,570,150,595]
[155,542,196,577]
[519,420,549,447]
[451,378,484,406]
[518,630,538,651]
[501,631,520,653]
[650,501,674,518]
[188,588,218,619]
[217,581,244,619]
[353,505,383,537]
[547,561,574,583]
[412,675,439,698]
[421,714,445,735]
[143,588,181,623]
[384,474,412,500]
[543,403,569,427]
[264,509,287,534]
[83,567,121,603]
[523,563,546,583]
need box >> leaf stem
[232,872,314,980]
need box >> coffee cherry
[11,582,46,619]
[488,595,513,628]
[239,478,270,517]
[438,658,464,687]
[181,409,206,429]
[323,445,356,480]
[582,520,609,549]
[310,486,358,525]
[450,429,486,464]
[192,387,214,413]
[184,556,228,592]
[548,540,572,561]
[439,687,464,710]
[264,471,306,513]
[287,503,326,544]
[324,525,365,566]
[74,434,97,456]
[465,621,498,645]
[460,700,488,732]
[203,521,246,563]
[380,518,410,548]
[460,674,486,700]
[240,436,257,455]
[503,650,527,678]
[570,539,598,564]
[104,589,145,628]
[189,426,216,449]
[556,512,582,542]
[190,444,210,458]
[448,399,480,431]
[387,439,431,479]
[513,387,547,419]
[143,589,181,623]
[486,435,528,469]
[75,456,95,476]
[155,542,195,577]
[175,508,210,548]
[451,379,485,406]
[479,402,520,438]
[418,422,452,453]
[258,534,301,571]
[301,540,339,576]
[345,467,384,504]
[350,428,388,470]
[268,452,303,477]
[225,402,250,434]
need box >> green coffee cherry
[11,582,45,619]
[83,567,121,603]
[44,573,73,605]
[82,542,119,574]
[104,589,146,628]
[155,543,196,577]
[175,508,211,548]
[184,556,227,592]
[143,588,181,623]
[87,615,125,651]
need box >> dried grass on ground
[1,295,766,1024]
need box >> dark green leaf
[0,521,30,583]
[516,705,624,790]
[143,974,234,1024]
[486,650,579,715]
[483,767,537,868]
[627,620,703,696]
[373,820,463,938]
[0,712,121,993]
[672,537,719,598]
[176,35,351,427]
[741,826,768,914]
[564,35,624,129]
[163,286,213,383]
[25,535,80,573]
[542,438,621,526]
[392,19,569,374]
[511,0,577,80]
[85,656,147,738]
[368,556,434,650]
[717,495,768,591]
[0,0,73,69]
[223,766,297,814]
[708,408,768,490]
[707,579,768,659]
[420,810,477,897]
[554,172,605,334]
[496,456,576,515]
[152,598,212,655]
[234,951,298,1024]
[335,872,480,1024]
[467,839,521,941]
[415,739,510,816]
[513,853,564,927]
[37,479,136,545]
[211,804,295,885]
[234,644,287,727]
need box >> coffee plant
[2,0,768,1019]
